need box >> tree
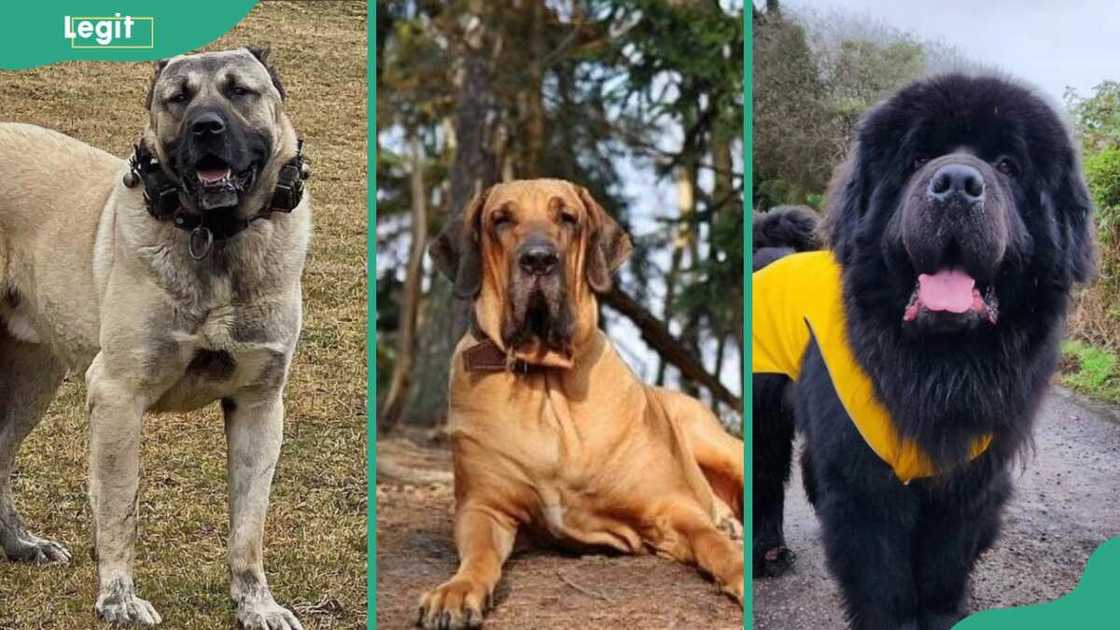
[377,0,745,430]
[752,1,968,210]
[752,2,834,209]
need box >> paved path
[752,387,1120,629]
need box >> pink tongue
[197,168,230,184]
[917,269,976,313]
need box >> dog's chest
[152,294,295,412]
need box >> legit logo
[64,14,154,49]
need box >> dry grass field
[0,2,367,628]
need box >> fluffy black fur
[752,205,821,271]
[753,74,1095,630]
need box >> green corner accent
[955,538,1120,628]
[1,1,257,69]
[368,1,379,628]
[743,8,753,630]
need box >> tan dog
[419,179,744,628]
[0,49,308,628]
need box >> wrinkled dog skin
[0,48,310,628]
[418,179,745,629]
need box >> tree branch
[600,287,741,412]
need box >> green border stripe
[743,7,753,630]
[368,2,378,628]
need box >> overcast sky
[778,0,1120,104]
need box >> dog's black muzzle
[901,154,1009,284]
[173,107,267,211]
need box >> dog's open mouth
[902,268,999,328]
[187,155,257,210]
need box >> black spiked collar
[125,139,309,260]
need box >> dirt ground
[0,2,367,628]
[752,387,1120,629]
[375,437,744,629]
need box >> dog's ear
[144,58,170,110]
[821,143,869,267]
[1055,154,1097,284]
[246,46,287,101]
[579,186,632,294]
[429,187,490,299]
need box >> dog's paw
[722,573,744,608]
[752,545,796,578]
[236,595,304,630]
[95,581,162,626]
[717,514,743,543]
[417,578,489,629]
[2,532,71,564]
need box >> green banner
[955,538,1120,629]
[0,1,257,69]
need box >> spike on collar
[124,139,309,259]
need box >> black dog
[752,74,1095,630]
[752,205,820,271]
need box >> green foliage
[752,8,833,210]
[378,1,744,405]
[1067,81,1120,151]
[1062,82,1120,377]
[1060,340,1120,402]
[1068,83,1120,249]
[752,5,936,210]
[1082,147,1120,237]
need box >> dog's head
[826,73,1095,338]
[143,47,298,217]
[431,179,632,365]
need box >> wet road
[752,387,1120,629]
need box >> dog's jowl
[0,48,310,629]
[417,179,744,629]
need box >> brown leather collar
[462,338,545,374]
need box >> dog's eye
[912,155,930,171]
[230,86,256,98]
[167,92,189,105]
[560,211,579,226]
[493,214,512,228]
[995,156,1020,177]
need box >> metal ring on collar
[188,226,214,260]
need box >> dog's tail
[751,205,821,271]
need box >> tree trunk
[710,117,741,408]
[678,164,702,396]
[711,115,742,363]
[656,166,694,386]
[524,0,546,176]
[399,10,500,427]
[379,138,428,433]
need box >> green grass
[1060,339,1120,403]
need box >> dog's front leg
[87,357,162,626]
[418,504,517,629]
[669,504,744,607]
[224,389,303,630]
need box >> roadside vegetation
[754,1,1120,406]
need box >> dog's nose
[190,112,226,136]
[928,163,984,203]
[519,244,559,276]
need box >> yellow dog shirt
[752,251,991,484]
